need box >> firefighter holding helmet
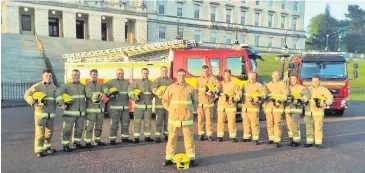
[241,72,268,145]
[24,69,57,157]
[56,69,86,152]
[151,66,173,143]
[103,68,133,145]
[304,75,333,149]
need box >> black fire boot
[134,138,140,144]
[217,137,223,142]
[198,135,205,141]
[145,137,154,142]
[110,140,117,145]
[63,145,73,152]
[85,143,93,148]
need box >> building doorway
[48,18,59,37]
[76,20,84,39]
[101,23,107,41]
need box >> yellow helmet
[172,153,190,170]
[249,91,263,105]
[106,87,119,98]
[91,92,103,103]
[156,86,167,99]
[62,93,73,106]
[292,92,302,99]
[133,89,142,100]
[32,92,47,105]
[225,90,236,102]
[205,84,215,93]
[313,95,327,108]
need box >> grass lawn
[257,54,365,100]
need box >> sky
[304,0,365,30]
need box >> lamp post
[337,35,341,52]
[325,34,329,51]
[284,29,288,49]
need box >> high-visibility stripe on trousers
[305,114,324,145]
[165,121,195,160]
[242,111,259,140]
[34,117,54,153]
[217,108,237,138]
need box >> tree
[343,5,365,53]
[306,4,340,51]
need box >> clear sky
[304,0,365,31]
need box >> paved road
[2,101,365,173]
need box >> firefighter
[285,74,310,147]
[56,69,86,152]
[195,65,219,141]
[84,69,106,147]
[103,68,133,145]
[151,66,173,143]
[263,70,288,148]
[304,75,333,149]
[241,72,268,145]
[216,69,241,143]
[24,69,57,157]
[162,69,198,167]
[128,68,154,143]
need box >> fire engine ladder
[63,40,200,63]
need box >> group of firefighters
[24,65,333,167]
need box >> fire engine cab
[284,52,359,116]
[63,40,264,115]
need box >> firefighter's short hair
[202,65,209,70]
[312,75,320,79]
[161,66,168,70]
[141,68,149,72]
[177,69,186,74]
[224,69,232,74]
[90,69,98,74]
[42,68,52,74]
[72,69,80,73]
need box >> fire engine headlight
[341,99,348,108]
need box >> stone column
[89,14,101,40]
[34,8,48,36]
[62,11,76,38]
[5,5,20,34]
[113,17,125,42]
[135,19,147,43]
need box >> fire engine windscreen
[301,62,347,79]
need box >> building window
[159,26,166,39]
[177,2,183,17]
[294,2,298,11]
[226,9,231,24]
[281,16,286,29]
[21,15,32,31]
[178,28,184,39]
[241,0,246,4]
[255,13,260,26]
[292,39,297,49]
[226,34,231,44]
[240,35,246,44]
[194,4,200,19]
[255,0,260,6]
[268,14,273,28]
[292,18,297,30]
[210,7,216,22]
[255,36,260,46]
[268,0,273,8]
[194,30,201,41]
[282,0,286,10]
[241,11,246,25]
[281,38,285,47]
[158,0,165,15]
[268,37,273,47]
[211,32,217,43]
